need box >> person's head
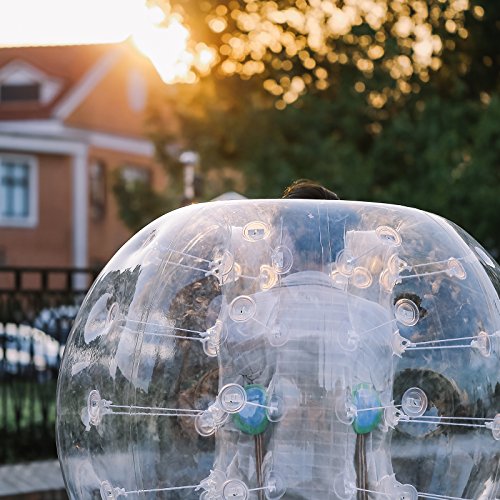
[279,180,343,271]
[282,179,339,200]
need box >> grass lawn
[0,379,58,464]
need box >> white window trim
[0,153,38,228]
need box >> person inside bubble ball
[213,181,397,499]
[281,178,340,201]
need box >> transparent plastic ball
[56,200,500,500]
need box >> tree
[174,0,473,106]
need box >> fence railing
[0,267,99,464]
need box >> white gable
[0,60,62,105]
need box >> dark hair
[282,179,339,200]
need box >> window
[0,83,40,103]
[0,155,38,227]
[89,161,107,221]
[0,61,62,106]
[121,165,150,186]
[120,165,151,193]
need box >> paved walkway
[0,460,66,497]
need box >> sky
[0,0,214,83]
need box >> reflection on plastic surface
[56,200,500,499]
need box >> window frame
[0,153,38,228]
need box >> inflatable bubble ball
[56,200,500,500]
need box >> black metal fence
[0,267,99,464]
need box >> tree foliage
[175,0,474,106]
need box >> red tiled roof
[0,44,118,120]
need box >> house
[0,41,169,270]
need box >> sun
[132,10,216,84]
